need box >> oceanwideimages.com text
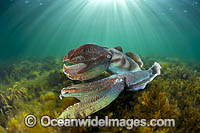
[25,115,175,129]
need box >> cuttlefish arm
[59,62,161,119]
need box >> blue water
[0,0,200,62]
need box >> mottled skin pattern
[59,44,161,119]
[63,44,112,80]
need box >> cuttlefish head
[63,44,111,63]
[63,44,112,81]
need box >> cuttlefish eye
[107,54,111,59]
[106,52,112,59]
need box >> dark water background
[0,0,200,62]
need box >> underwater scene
[0,0,200,132]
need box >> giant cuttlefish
[59,44,161,119]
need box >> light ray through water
[0,0,200,61]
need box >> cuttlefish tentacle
[59,62,161,119]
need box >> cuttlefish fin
[125,52,143,67]
[127,62,161,91]
[114,46,123,52]
[58,76,125,119]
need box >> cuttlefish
[59,44,161,119]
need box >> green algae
[0,57,200,132]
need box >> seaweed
[0,56,199,132]
[133,87,179,132]
[0,82,29,127]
